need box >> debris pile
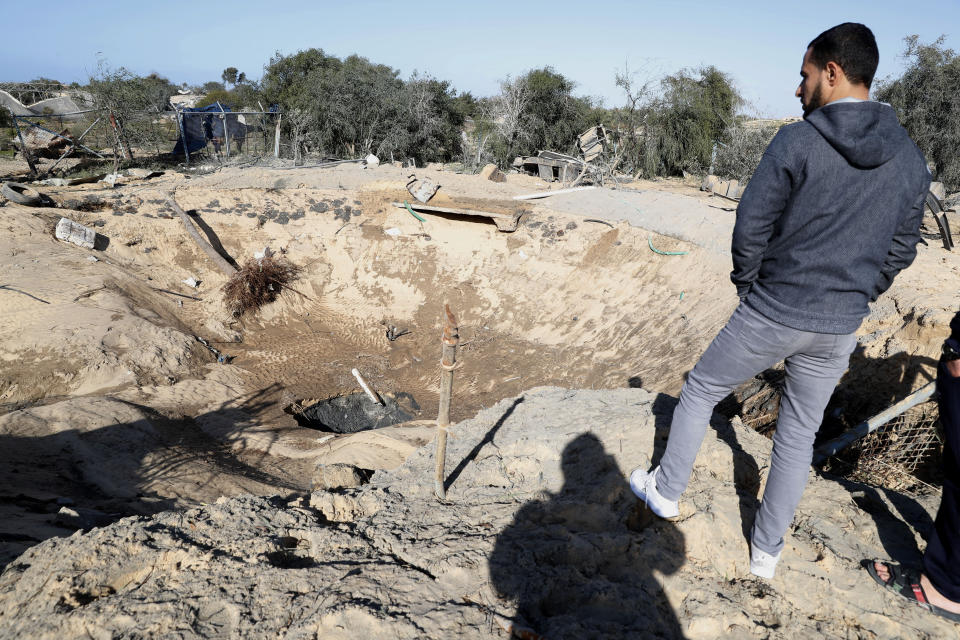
[701,174,744,199]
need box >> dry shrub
[223,255,301,316]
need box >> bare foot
[873,562,960,613]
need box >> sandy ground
[0,387,955,639]
[0,158,958,636]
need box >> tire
[1,181,42,206]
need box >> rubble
[310,462,370,490]
[701,174,744,199]
[405,175,439,202]
[13,126,72,159]
[577,125,610,164]
[478,163,506,183]
[514,151,583,182]
[54,218,97,249]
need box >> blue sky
[1,0,956,117]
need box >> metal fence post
[176,110,190,166]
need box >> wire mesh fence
[10,107,284,176]
[847,403,943,497]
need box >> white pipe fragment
[352,368,384,405]
[512,186,598,200]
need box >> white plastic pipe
[512,186,598,200]
[352,368,384,405]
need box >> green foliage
[643,66,740,176]
[196,89,233,109]
[221,67,239,87]
[611,65,740,177]
[476,67,598,168]
[199,81,225,94]
[261,48,465,162]
[196,81,263,110]
[521,67,597,155]
[875,35,960,190]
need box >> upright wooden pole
[434,304,459,500]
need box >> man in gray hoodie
[630,23,931,579]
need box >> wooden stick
[165,193,238,276]
[434,304,459,500]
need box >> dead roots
[223,256,301,316]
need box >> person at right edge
[867,311,960,623]
[629,22,931,581]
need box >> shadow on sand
[489,432,686,639]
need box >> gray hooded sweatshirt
[732,100,930,334]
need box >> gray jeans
[657,302,857,555]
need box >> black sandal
[864,560,960,623]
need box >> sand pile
[0,387,951,639]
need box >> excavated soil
[0,159,958,636]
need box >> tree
[262,48,465,162]
[221,67,239,88]
[483,75,530,166]
[479,67,598,167]
[875,35,960,190]
[632,65,741,177]
[88,60,177,159]
[520,67,597,155]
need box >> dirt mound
[0,388,950,638]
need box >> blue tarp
[173,102,245,157]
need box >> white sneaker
[750,544,782,579]
[629,466,679,519]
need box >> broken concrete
[54,218,96,250]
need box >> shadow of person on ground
[489,433,686,639]
[0,383,302,570]
[445,397,524,493]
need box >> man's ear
[824,60,844,86]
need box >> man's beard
[802,81,825,118]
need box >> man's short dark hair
[807,23,879,88]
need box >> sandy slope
[0,387,953,639]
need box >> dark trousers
[924,356,960,602]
